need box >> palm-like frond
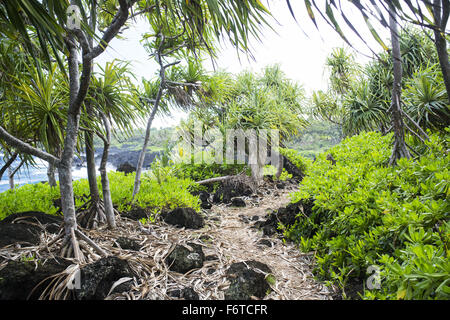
[403,64,450,131]
[343,80,388,135]
[8,63,68,156]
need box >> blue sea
[0,155,116,193]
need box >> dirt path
[200,185,332,300]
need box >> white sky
[96,0,391,128]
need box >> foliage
[286,120,341,159]
[279,147,311,173]
[174,161,247,183]
[0,182,61,220]
[0,171,200,221]
[285,131,449,299]
[403,64,450,131]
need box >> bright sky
[96,0,390,128]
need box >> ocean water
[0,156,116,193]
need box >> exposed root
[59,228,108,263]
[77,198,119,229]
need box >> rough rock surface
[0,211,62,234]
[113,237,142,251]
[75,256,135,300]
[0,258,72,300]
[230,197,246,207]
[165,243,205,274]
[224,260,272,300]
[255,199,314,236]
[161,208,204,229]
[121,206,149,221]
[282,155,305,180]
[116,162,136,175]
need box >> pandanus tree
[78,60,141,229]
[311,47,359,133]
[286,0,449,164]
[131,13,217,199]
[185,65,307,185]
[0,0,273,261]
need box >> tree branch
[0,152,18,181]
[86,0,137,60]
[0,126,60,166]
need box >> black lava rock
[121,206,148,221]
[258,200,314,236]
[0,258,72,300]
[230,197,246,207]
[113,237,142,251]
[161,208,204,229]
[0,211,62,234]
[116,162,136,175]
[0,223,42,247]
[75,256,135,300]
[165,243,205,274]
[282,155,304,180]
[224,260,272,300]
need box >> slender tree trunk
[0,152,18,181]
[388,3,410,166]
[99,112,116,229]
[59,34,83,240]
[275,152,284,179]
[433,0,450,103]
[47,161,57,187]
[8,165,14,190]
[132,100,161,199]
[85,127,100,201]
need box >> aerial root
[59,227,108,263]
[77,199,107,229]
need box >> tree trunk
[8,165,14,190]
[275,152,284,179]
[85,127,100,201]
[132,85,164,199]
[99,112,116,229]
[0,152,18,181]
[433,0,450,103]
[47,161,57,187]
[388,3,410,166]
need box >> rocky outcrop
[161,208,204,229]
[75,256,135,300]
[108,150,160,170]
[0,258,72,300]
[254,199,314,236]
[224,260,273,300]
[165,243,205,274]
[113,237,142,251]
[0,211,63,247]
[116,162,136,174]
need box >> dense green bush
[0,171,200,221]
[285,131,449,299]
[279,147,311,173]
[174,161,248,182]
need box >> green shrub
[279,147,311,173]
[0,182,61,220]
[286,131,449,300]
[174,161,248,182]
[0,171,200,221]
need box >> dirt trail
[202,185,332,300]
